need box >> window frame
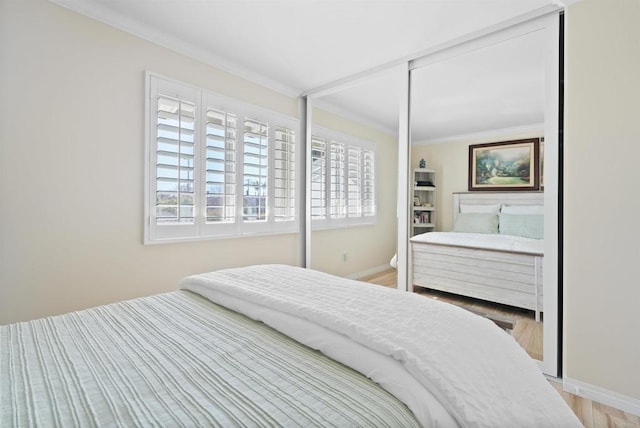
[145,72,299,244]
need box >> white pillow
[459,203,501,214]
[501,204,544,215]
[499,214,544,239]
[453,213,499,234]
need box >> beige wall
[310,108,398,278]
[0,0,392,324]
[411,131,542,232]
[564,0,640,400]
[0,0,300,325]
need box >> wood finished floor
[361,269,640,428]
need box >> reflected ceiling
[410,30,546,142]
[318,30,546,142]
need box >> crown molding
[313,99,397,137]
[412,123,544,146]
[47,0,302,99]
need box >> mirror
[306,70,403,280]
[410,30,547,230]
[303,14,560,376]
[408,28,555,366]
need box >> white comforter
[181,264,580,428]
[411,231,544,255]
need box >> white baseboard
[563,377,640,416]
[348,264,394,281]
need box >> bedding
[451,213,499,234]
[499,213,544,239]
[411,232,544,320]
[181,264,580,428]
[1,289,421,427]
[411,231,544,255]
[2,264,577,428]
[411,192,546,321]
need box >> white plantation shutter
[311,126,376,230]
[205,108,236,223]
[273,125,296,222]
[330,141,346,219]
[146,73,298,243]
[363,148,376,217]
[155,96,196,224]
[242,118,268,222]
[148,78,200,241]
[347,146,362,217]
[310,136,327,220]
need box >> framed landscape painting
[469,138,540,191]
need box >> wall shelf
[412,168,436,236]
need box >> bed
[1,264,579,427]
[411,192,545,321]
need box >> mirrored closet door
[304,71,403,281]
[303,12,562,377]
[405,14,561,376]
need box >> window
[311,126,376,229]
[146,73,298,243]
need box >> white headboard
[452,192,544,224]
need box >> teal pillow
[499,214,544,239]
[452,213,499,234]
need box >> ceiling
[51,0,569,142]
[322,28,548,142]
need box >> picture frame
[413,196,421,206]
[539,137,544,190]
[468,138,540,191]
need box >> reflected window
[311,126,376,229]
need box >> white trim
[541,13,560,378]
[145,72,299,244]
[563,378,640,417]
[312,98,396,137]
[553,0,582,6]
[396,63,411,293]
[412,123,544,146]
[302,61,406,99]
[48,0,300,98]
[409,11,558,71]
[309,126,378,230]
[301,97,311,268]
[143,228,298,246]
[347,264,393,281]
[144,71,152,244]
[311,220,376,232]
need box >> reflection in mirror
[307,71,402,280]
[411,29,546,229]
[409,30,548,362]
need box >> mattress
[0,290,421,427]
[411,231,544,255]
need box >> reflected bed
[411,192,545,321]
